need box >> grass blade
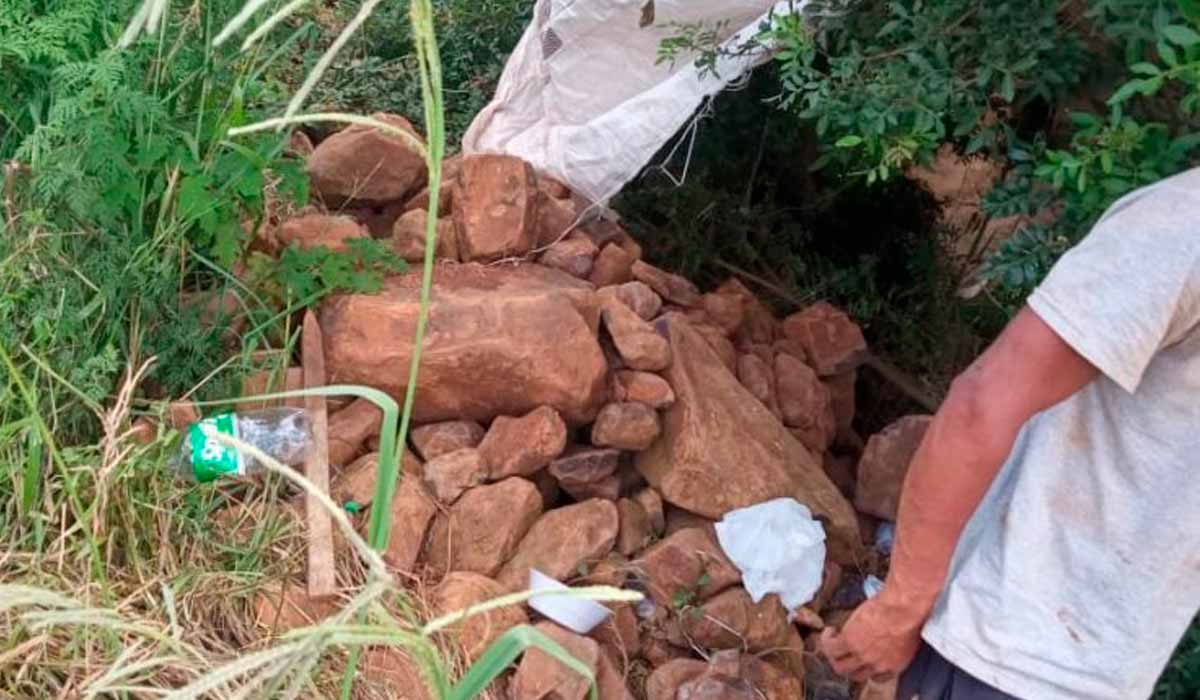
[448,625,598,700]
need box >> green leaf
[1129,62,1162,76]
[1108,79,1144,105]
[835,135,863,148]
[1162,24,1200,46]
[1000,72,1015,103]
[1158,40,1180,67]
[450,625,597,700]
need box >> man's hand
[818,593,925,682]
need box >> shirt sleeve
[1027,173,1200,394]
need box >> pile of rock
[249,114,933,700]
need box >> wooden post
[302,310,337,599]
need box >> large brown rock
[632,261,700,307]
[675,651,757,700]
[534,191,582,247]
[591,402,661,451]
[645,659,708,700]
[428,477,544,577]
[633,487,666,535]
[307,113,426,206]
[392,208,431,262]
[774,352,836,454]
[548,447,621,488]
[423,447,487,504]
[321,263,608,426]
[602,298,671,371]
[410,419,485,461]
[453,154,539,262]
[716,278,777,347]
[432,572,528,661]
[781,302,868,376]
[591,602,641,662]
[479,406,568,479]
[634,319,861,563]
[254,584,340,633]
[360,647,433,700]
[676,588,791,652]
[611,370,675,409]
[497,498,619,589]
[330,450,424,507]
[701,293,745,336]
[277,214,369,254]
[241,367,305,410]
[636,526,740,608]
[736,353,780,419]
[855,415,932,520]
[540,235,598,279]
[382,472,438,573]
[328,398,383,466]
[599,281,663,321]
[741,655,805,700]
[589,244,636,287]
[616,497,652,555]
[511,622,601,700]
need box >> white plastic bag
[463,0,809,205]
[714,497,826,614]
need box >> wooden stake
[302,310,337,599]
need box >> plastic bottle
[172,408,313,482]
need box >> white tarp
[462,0,804,205]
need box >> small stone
[410,420,485,461]
[632,487,665,535]
[741,655,805,700]
[423,447,487,504]
[360,647,434,700]
[813,560,843,613]
[561,474,622,502]
[130,417,157,445]
[774,353,835,454]
[539,235,599,279]
[678,588,791,652]
[855,415,932,520]
[427,477,544,577]
[168,401,200,429]
[599,281,663,321]
[479,406,568,479]
[642,636,693,668]
[307,113,426,206]
[716,278,778,347]
[330,450,424,507]
[511,622,600,700]
[287,130,314,158]
[254,583,339,633]
[580,552,630,588]
[664,507,716,537]
[497,498,619,590]
[591,602,641,662]
[453,154,539,262]
[241,367,305,410]
[632,260,700,307]
[436,217,459,260]
[589,243,636,287]
[381,473,437,573]
[617,497,652,555]
[793,606,825,630]
[329,398,384,466]
[781,302,868,376]
[611,370,675,409]
[636,527,740,608]
[645,659,707,700]
[702,292,745,336]
[277,214,370,253]
[392,208,430,262]
[592,402,662,451]
[549,446,621,486]
[538,174,572,199]
[602,299,672,371]
[432,572,528,661]
[534,191,582,247]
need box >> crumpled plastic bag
[714,498,826,614]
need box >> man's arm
[820,306,1100,681]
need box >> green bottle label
[189,413,243,482]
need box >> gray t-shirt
[922,167,1200,700]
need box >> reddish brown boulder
[740,655,805,700]
[497,498,619,589]
[591,602,641,662]
[633,487,666,535]
[617,497,652,555]
[535,192,583,247]
[453,154,538,262]
[479,405,568,479]
[410,419,485,461]
[428,477,543,577]
[599,281,663,321]
[382,472,437,573]
[538,174,572,200]
[824,370,857,435]
[423,447,487,504]
[276,214,369,254]
[549,447,621,488]
[716,278,777,347]
[254,583,340,633]
[592,402,661,451]
[539,235,598,279]
[580,552,631,588]
[645,659,708,700]
[402,154,460,216]
[392,208,430,262]
[436,217,459,260]
[781,302,868,376]
[611,370,675,409]
[582,218,642,260]
[702,292,745,336]
[330,450,423,507]
[677,588,791,652]
[360,647,433,700]
[432,572,528,661]
[561,474,622,502]
[241,367,305,410]
[736,353,780,418]
[634,320,861,563]
[693,323,737,373]
[774,352,836,454]
[321,263,608,426]
[307,113,426,206]
[632,261,700,307]
[589,243,636,287]
[636,526,740,608]
[855,415,932,520]
[329,398,383,466]
[602,299,671,371]
[675,651,757,700]
[511,622,601,700]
